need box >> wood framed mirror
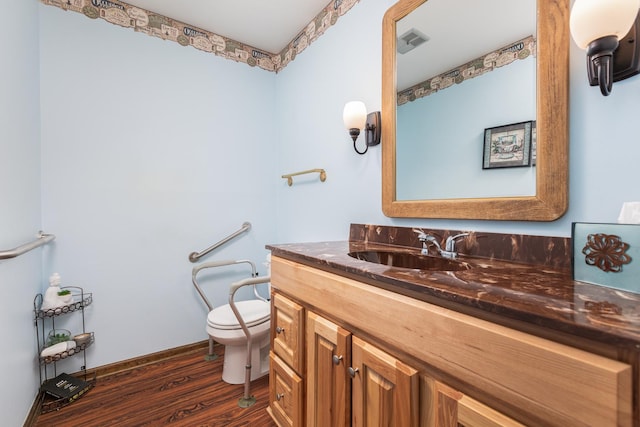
[381,0,569,220]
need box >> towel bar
[281,168,326,186]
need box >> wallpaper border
[398,36,536,105]
[40,0,361,73]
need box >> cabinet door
[351,336,419,427]
[424,378,525,427]
[306,311,351,427]
[269,352,304,427]
[272,292,305,374]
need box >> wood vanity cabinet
[307,308,522,427]
[423,378,525,427]
[306,310,351,426]
[351,335,419,426]
[269,353,304,427]
[268,292,305,427]
[268,256,635,427]
[306,311,419,426]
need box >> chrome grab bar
[228,274,271,406]
[191,258,270,407]
[189,222,251,263]
[0,231,55,260]
[192,259,258,311]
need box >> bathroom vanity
[266,224,640,427]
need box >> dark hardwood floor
[33,345,276,426]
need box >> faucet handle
[445,233,470,252]
[413,229,429,241]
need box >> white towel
[40,340,76,358]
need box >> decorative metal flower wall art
[573,223,639,294]
[582,233,632,273]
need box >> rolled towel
[40,340,76,358]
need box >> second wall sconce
[570,0,640,96]
[343,101,381,155]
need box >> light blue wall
[275,0,393,242]
[38,4,278,374]
[0,0,43,425]
[3,0,640,423]
[275,0,640,239]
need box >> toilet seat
[207,299,270,330]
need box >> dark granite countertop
[266,237,640,349]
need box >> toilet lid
[207,299,270,330]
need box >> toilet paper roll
[617,202,640,224]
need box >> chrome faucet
[414,230,469,259]
[441,233,470,259]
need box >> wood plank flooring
[33,345,276,426]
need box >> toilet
[206,298,271,384]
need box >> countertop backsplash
[349,223,572,270]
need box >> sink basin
[348,250,473,271]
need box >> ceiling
[103,0,535,89]
[123,0,332,53]
[396,0,536,91]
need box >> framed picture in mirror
[531,121,537,166]
[482,121,533,169]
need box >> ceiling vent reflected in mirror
[397,28,429,54]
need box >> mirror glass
[381,0,569,220]
[396,0,536,200]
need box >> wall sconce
[570,0,640,96]
[342,101,381,155]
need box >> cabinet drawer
[272,291,305,374]
[269,352,304,427]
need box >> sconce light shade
[343,101,381,155]
[570,0,640,95]
[570,0,639,48]
[343,101,367,130]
